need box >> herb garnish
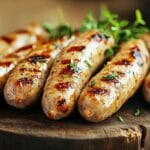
[117,115,124,122]
[80,6,149,57]
[103,73,118,80]
[134,108,141,116]
[70,59,79,73]
[43,23,73,39]
[90,80,96,87]
[84,60,91,68]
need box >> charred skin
[0,24,47,56]
[4,36,75,109]
[0,44,37,92]
[78,39,149,122]
[42,30,114,120]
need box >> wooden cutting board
[0,90,149,150]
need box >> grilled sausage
[78,39,149,122]
[141,33,150,103]
[42,30,114,120]
[0,23,47,56]
[4,36,75,109]
[143,72,150,103]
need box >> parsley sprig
[80,6,149,57]
[103,73,118,80]
[43,23,73,39]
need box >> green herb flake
[90,80,96,87]
[84,60,91,68]
[103,73,118,80]
[105,48,114,57]
[117,115,124,122]
[70,59,79,72]
[43,22,52,33]
[134,108,141,116]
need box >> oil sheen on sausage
[78,39,149,122]
[4,36,75,108]
[0,23,47,56]
[42,30,114,120]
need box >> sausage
[4,35,75,109]
[141,33,150,103]
[143,72,150,103]
[42,30,114,120]
[0,44,37,92]
[0,23,47,56]
[78,39,149,122]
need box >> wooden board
[0,90,149,150]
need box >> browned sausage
[4,35,75,108]
[78,39,149,122]
[42,30,114,120]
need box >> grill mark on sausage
[91,33,103,42]
[87,87,109,96]
[101,78,119,84]
[67,46,85,52]
[130,46,141,59]
[20,68,41,73]
[57,99,68,113]
[15,77,33,87]
[114,59,132,65]
[55,82,71,91]
[61,59,79,64]
[1,36,14,44]
[15,44,33,53]
[28,54,50,64]
[60,65,74,75]
[0,61,12,67]
[15,29,30,34]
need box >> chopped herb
[90,80,96,87]
[80,11,97,32]
[134,9,146,26]
[134,108,141,116]
[70,59,79,72]
[105,48,114,57]
[43,22,52,32]
[84,60,91,68]
[117,115,124,122]
[103,73,118,80]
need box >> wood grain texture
[0,89,149,150]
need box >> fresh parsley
[70,59,79,73]
[103,73,118,80]
[117,115,124,122]
[84,60,91,68]
[43,23,73,39]
[134,108,141,116]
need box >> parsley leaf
[70,59,79,73]
[84,60,91,68]
[117,115,124,122]
[103,73,118,80]
[134,108,141,116]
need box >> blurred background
[0,0,149,34]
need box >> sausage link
[4,36,75,108]
[42,30,114,120]
[0,24,47,56]
[78,39,149,122]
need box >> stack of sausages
[0,25,149,122]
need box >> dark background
[0,0,149,34]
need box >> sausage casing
[78,39,149,122]
[4,36,75,108]
[42,30,114,120]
